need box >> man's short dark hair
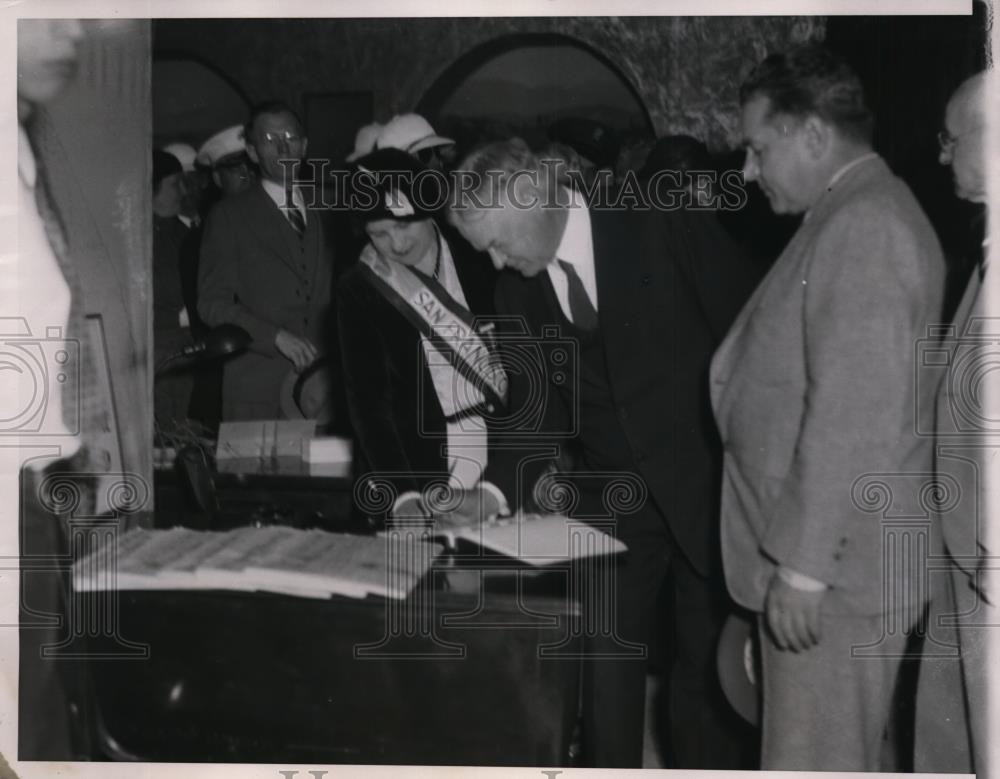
[740,44,874,144]
[244,100,303,141]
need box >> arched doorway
[152,55,250,148]
[417,33,655,162]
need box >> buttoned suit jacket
[710,156,946,616]
[494,206,753,573]
[198,183,333,420]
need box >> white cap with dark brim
[375,113,454,155]
[346,122,384,163]
[163,142,198,172]
[196,125,247,168]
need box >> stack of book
[72,526,443,600]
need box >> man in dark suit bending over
[448,139,752,768]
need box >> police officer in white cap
[375,113,455,170]
[197,123,256,199]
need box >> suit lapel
[590,207,640,357]
[537,267,566,325]
[952,267,983,331]
[245,184,304,275]
[713,156,891,418]
[712,227,796,381]
[504,267,561,335]
[301,207,324,290]
[449,231,496,315]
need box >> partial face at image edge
[17,20,85,115]
[940,91,986,203]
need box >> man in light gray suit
[710,45,945,770]
[914,70,995,776]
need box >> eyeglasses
[260,130,303,146]
[938,126,981,152]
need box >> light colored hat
[716,612,759,726]
[279,360,335,424]
[163,142,198,172]
[197,125,247,168]
[346,122,383,163]
[375,113,453,155]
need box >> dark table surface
[82,563,582,765]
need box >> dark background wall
[154,13,988,264]
[825,9,990,261]
[153,16,825,153]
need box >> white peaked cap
[196,125,248,168]
[346,122,384,163]
[163,142,198,172]
[375,113,453,155]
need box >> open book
[73,526,443,600]
[431,513,628,566]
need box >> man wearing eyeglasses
[915,70,995,776]
[198,101,333,420]
[936,80,990,322]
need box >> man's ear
[246,143,260,165]
[802,115,831,159]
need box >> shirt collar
[804,152,878,222]
[260,177,303,211]
[827,151,879,190]
[552,186,592,270]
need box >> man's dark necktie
[34,166,101,446]
[284,190,305,237]
[558,259,598,332]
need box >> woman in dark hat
[337,148,525,522]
